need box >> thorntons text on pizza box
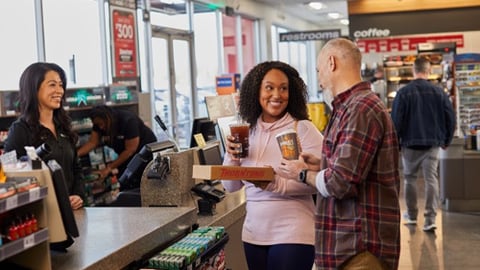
[192,165,274,181]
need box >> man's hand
[277,157,308,180]
[300,152,322,171]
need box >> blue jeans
[401,147,440,223]
[243,242,314,270]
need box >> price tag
[6,195,18,210]
[29,186,41,201]
[24,234,35,249]
[194,133,206,147]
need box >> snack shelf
[0,186,47,214]
[0,228,49,261]
[145,232,229,270]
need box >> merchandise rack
[0,186,51,269]
[144,232,229,270]
[0,186,48,213]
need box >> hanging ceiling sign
[279,29,341,42]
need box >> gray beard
[322,88,334,110]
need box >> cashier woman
[77,105,157,189]
[4,62,84,210]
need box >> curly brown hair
[238,61,309,129]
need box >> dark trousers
[243,242,314,270]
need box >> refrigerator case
[454,53,480,135]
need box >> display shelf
[0,186,47,214]
[454,53,480,134]
[0,183,50,270]
[0,228,49,261]
[194,233,229,269]
[144,232,229,270]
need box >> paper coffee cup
[275,129,299,160]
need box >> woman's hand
[70,195,84,210]
[225,135,243,161]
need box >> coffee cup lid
[275,128,296,138]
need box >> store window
[271,24,317,99]
[241,17,256,75]
[43,0,103,87]
[150,0,189,31]
[192,4,220,118]
[222,15,258,77]
[0,1,37,90]
[222,15,237,74]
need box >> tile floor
[398,178,480,270]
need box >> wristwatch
[299,169,308,184]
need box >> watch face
[299,169,307,183]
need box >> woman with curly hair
[221,61,323,270]
[4,62,84,210]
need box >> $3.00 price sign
[111,6,137,78]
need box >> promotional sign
[110,6,138,78]
[216,73,240,95]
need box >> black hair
[18,62,77,144]
[238,61,309,129]
[89,105,115,145]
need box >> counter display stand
[143,226,229,270]
[0,186,51,270]
[440,137,480,211]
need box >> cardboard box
[193,165,274,181]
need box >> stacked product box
[146,226,227,270]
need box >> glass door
[151,27,195,149]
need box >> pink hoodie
[222,113,323,245]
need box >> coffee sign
[353,28,391,38]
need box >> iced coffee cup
[275,129,300,160]
[229,122,250,158]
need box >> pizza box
[192,165,274,181]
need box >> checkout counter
[2,147,248,269]
[440,137,480,211]
[49,191,246,270]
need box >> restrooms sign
[279,29,341,42]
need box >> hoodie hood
[256,112,295,133]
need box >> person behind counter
[222,61,324,270]
[77,105,157,189]
[4,62,84,210]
